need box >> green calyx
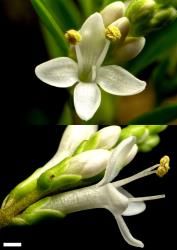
[74,132,100,155]
[13,197,65,225]
[37,173,82,192]
[37,156,83,192]
[13,210,64,225]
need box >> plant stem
[0,190,41,229]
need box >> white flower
[35,13,146,121]
[42,136,165,248]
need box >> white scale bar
[3,243,22,247]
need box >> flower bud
[149,7,177,29]
[139,134,160,152]
[115,37,146,63]
[66,149,111,178]
[155,0,177,8]
[125,0,156,35]
[146,125,167,134]
[101,1,125,27]
[54,125,98,162]
[126,0,156,23]
[37,149,111,191]
[119,125,149,144]
[75,126,121,153]
[95,126,121,149]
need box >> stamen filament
[113,164,159,188]
[129,194,165,202]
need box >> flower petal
[118,187,146,216]
[97,136,137,186]
[103,184,128,214]
[76,13,109,72]
[115,215,144,248]
[122,144,138,167]
[97,65,146,96]
[74,82,101,121]
[35,57,78,88]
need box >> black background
[0,126,176,249]
[0,1,69,124]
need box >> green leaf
[41,25,63,57]
[102,0,117,7]
[78,0,98,17]
[129,104,177,124]
[31,0,68,55]
[53,0,82,29]
[152,59,177,101]
[126,20,177,74]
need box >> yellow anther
[105,25,121,42]
[65,29,81,45]
[156,155,170,177]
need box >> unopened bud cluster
[119,125,167,152]
[125,0,177,36]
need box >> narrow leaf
[54,0,82,29]
[77,0,97,17]
[31,0,68,55]
[129,104,177,124]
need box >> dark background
[0,0,69,124]
[0,126,176,249]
